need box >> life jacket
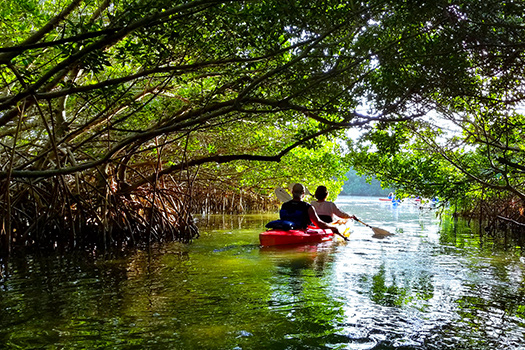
[279,200,311,229]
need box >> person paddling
[280,183,342,236]
[310,185,356,223]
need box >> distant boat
[379,192,400,203]
[379,192,399,203]
[402,196,423,205]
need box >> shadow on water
[0,197,524,349]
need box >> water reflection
[0,196,524,349]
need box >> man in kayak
[280,183,342,235]
[311,185,356,223]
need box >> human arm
[308,206,347,235]
[330,202,356,221]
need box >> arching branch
[0,0,83,64]
[121,125,339,192]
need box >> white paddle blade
[304,187,312,196]
[274,188,292,202]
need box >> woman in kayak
[311,185,356,223]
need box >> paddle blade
[371,226,392,236]
[304,186,312,196]
[274,188,292,202]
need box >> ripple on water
[2,197,525,349]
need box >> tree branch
[0,0,83,64]
[121,125,340,192]
[0,0,234,125]
[496,157,525,172]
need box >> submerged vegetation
[1,0,525,253]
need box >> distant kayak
[260,220,352,246]
[379,197,401,204]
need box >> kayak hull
[259,228,334,246]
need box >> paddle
[332,220,351,241]
[353,217,393,237]
[274,187,292,202]
[274,187,349,241]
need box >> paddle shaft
[354,217,392,236]
[354,217,372,228]
[333,230,349,241]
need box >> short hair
[314,186,328,200]
[292,183,305,199]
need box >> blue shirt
[280,200,312,229]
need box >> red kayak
[259,227,334,246]
[259,219,353,246]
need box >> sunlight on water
[329,196,525,349]
[1,196,524,349]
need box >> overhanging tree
[2,0,525,252]
[347,1,525,231]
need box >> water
[1,196,524,349]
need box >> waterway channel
[1,196,524,349]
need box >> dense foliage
[1,0,525,251]
[346,1,525,231]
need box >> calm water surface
[1,196,524,349]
